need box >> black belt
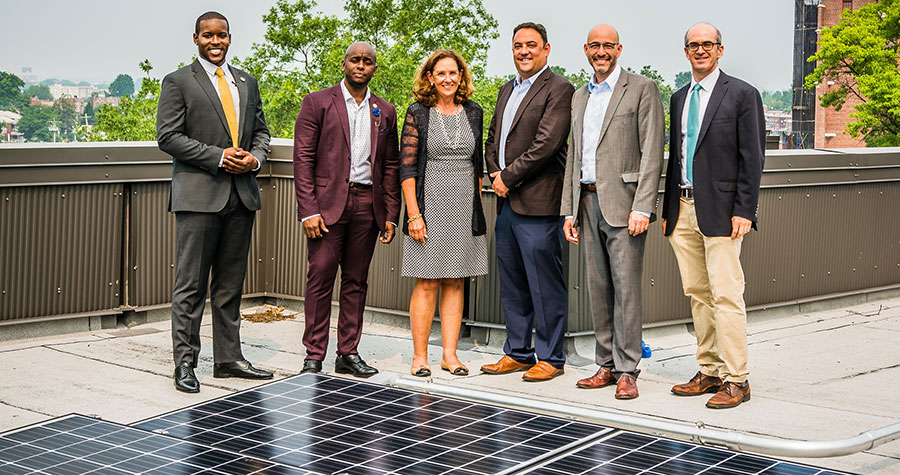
[581,183,597,192]
[680,188,694,199]
[348,182,372,189]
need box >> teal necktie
[685,83,702,184]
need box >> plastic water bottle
[641,340,652,358]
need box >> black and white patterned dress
[401,108,489,279]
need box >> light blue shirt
[498,64,549,169]
[680,67,719,188]
[566,66,649,220]
[580,66,621,185]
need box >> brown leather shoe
[576,367,615,389]
[615,374,639,399]
[480,355,534,375]
[671,371,723,396]
[706,381,751,409]
[522,361,564,382]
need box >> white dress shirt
[679,67,720,188]
[340,79,373,185]
[498,64,549,169]
[197,56,261,172]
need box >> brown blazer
[292,84,401,230]
[484,68,574,216]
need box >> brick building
[812,0,874,148]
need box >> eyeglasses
[685,41,720,52]
[587,42,619,52]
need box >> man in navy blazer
[157,11,273,393]
[662,22,764,409]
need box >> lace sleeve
[399,106,419,183]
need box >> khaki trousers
[668,198,749,383]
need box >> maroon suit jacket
[484,69,574,216]
[292,84,401,230]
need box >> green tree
[0,71,25,109]
[550,66,591,90]
[109,73,135,97]
[674,71,691,89]
[52,98,78,141]
[805,0,900,146]
[761,89,792,112]
[628,65,674,115]
[18,104,56,142]
[23,84,52,101]
[83,101,95,126]
[84,60,160,141]
[238,0,500,138]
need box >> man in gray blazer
[157,11,273,393]
[560,24,664,399]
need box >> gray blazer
[560,70,664,227]
[157,60,270,213]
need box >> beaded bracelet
[407,213,422,224]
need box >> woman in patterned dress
[399,50,488,377]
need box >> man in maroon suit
[292,42,401,377]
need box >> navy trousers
[495,200,568,368]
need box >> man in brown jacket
[481,22,575,382]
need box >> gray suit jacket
[560,70,664,227]
[157,60,270,213]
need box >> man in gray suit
[560,24,664,399]
[157,11,273,393]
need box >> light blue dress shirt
[580,66,621,185]
[498,64,549,170]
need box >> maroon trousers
[303,187,379,360]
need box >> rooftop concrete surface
[1,295,898,474]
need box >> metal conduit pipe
[388,376,900,458]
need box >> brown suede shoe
[576,367,615,389]
[706,381,751,409]
[522,361,564,382]
[480,355,534,375]
[615,374,639,399]
[671,371,723,396]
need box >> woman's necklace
[437,105,462,149]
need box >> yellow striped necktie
[215,67,238,147]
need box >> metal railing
[2,141,899,330]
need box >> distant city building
[0,110,24,143]
[20,67,38,84]
[765,107,792,133]
[92,96,121,108]
[30,98,54,107]
[48,84,100,100]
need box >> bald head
[586,24,619,43]
[345,42,376,62]
[684,22,722,45]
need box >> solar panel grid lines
[0,414,316,475]
[133,373,614,475]
[526,430,852,475]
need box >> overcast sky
[2,0,793,91]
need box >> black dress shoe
[301,359,322,374]
[174,362,200,393]
[334,354,378,378]
[213,360,274,379]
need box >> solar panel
[0,414,313,474]
[134,374,614,475]
[527,430,850,475]
[0,374,851,475]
